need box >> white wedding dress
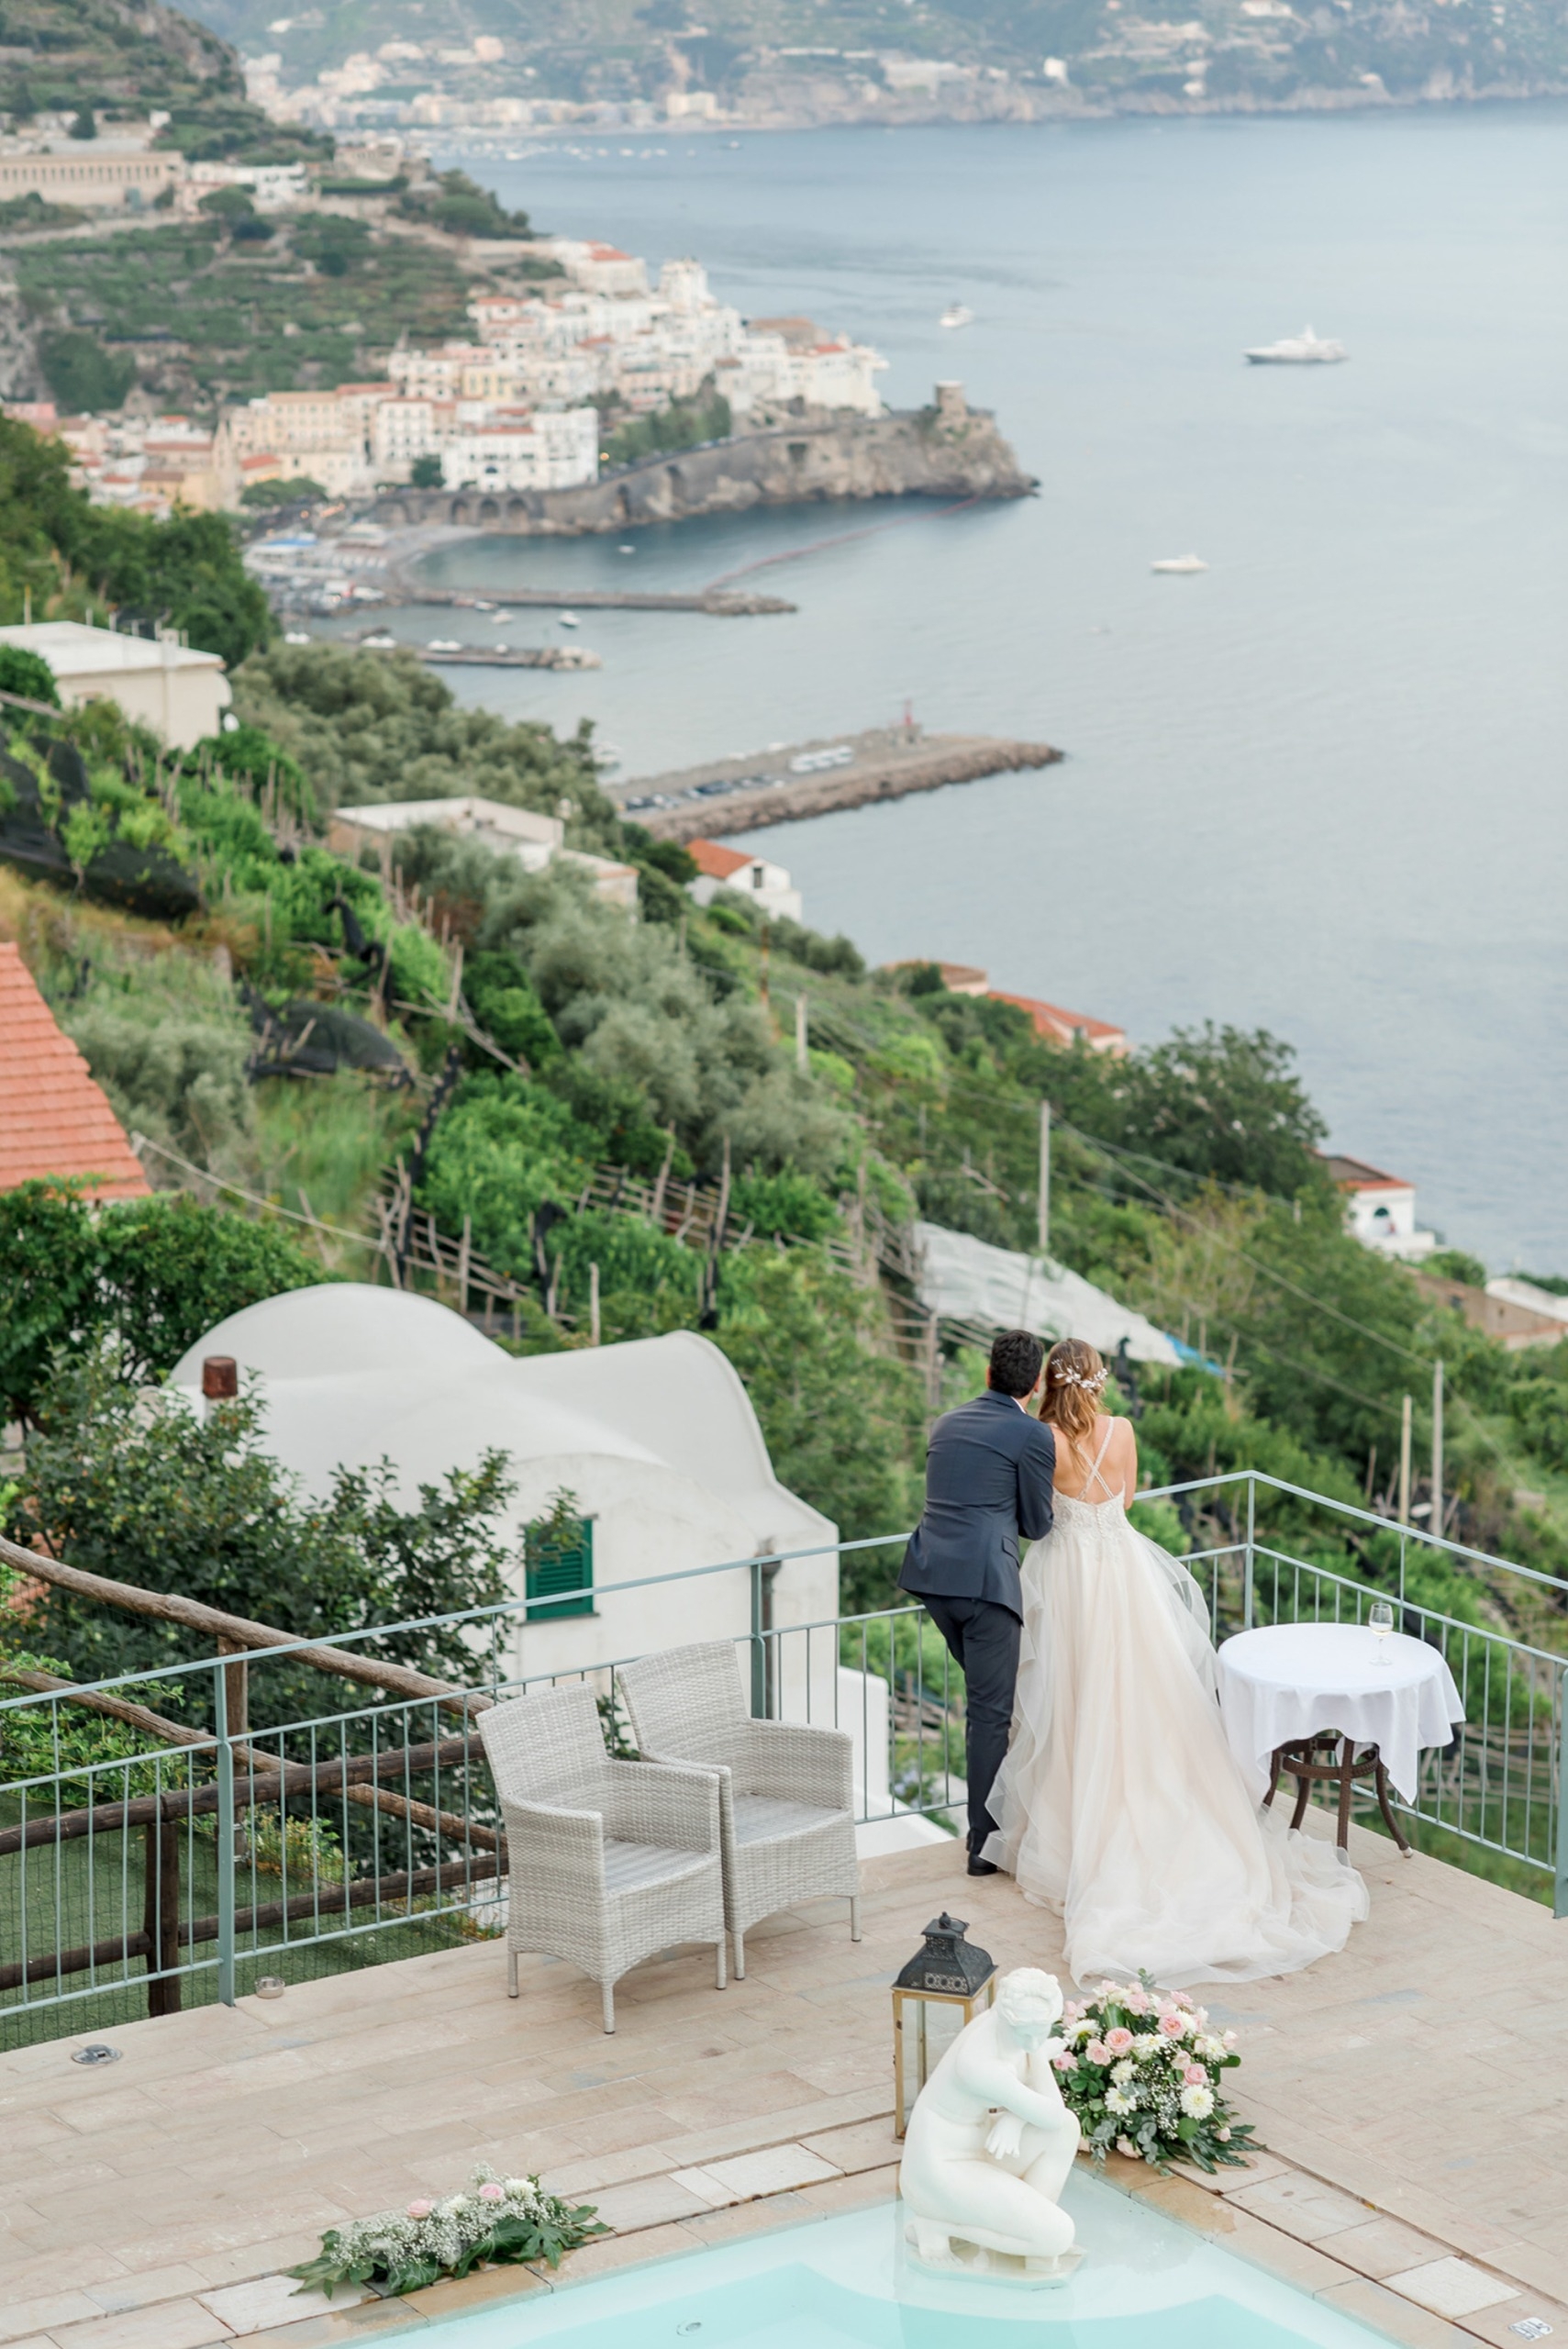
[982,1423,1368,1987]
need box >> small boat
[1151,555,1208,575]
[1244,326,1348,365]
[940,302,973,329]
[283,629,311,645]
[427,638,462,651]
[558,611,580,629]
[360,632,398,649]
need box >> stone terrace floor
[1,1820,1565,2348]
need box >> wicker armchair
[617,1641,861,1979]
[477,1682,727,2033]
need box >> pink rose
[1122,1987,1150,2015]
[1173,1991,1195,2010]
[1184,2065,1207,2086]
[1104,2027,1135,2054]
[1062,2000,1085,2023]
[1084,2039,1110,2065]
[1051,2047,1078,2071]
[1159,2012,1187,2039]
[406,2200,434,2221]
[478,2182,505,2202]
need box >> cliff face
[366,391,1037,537]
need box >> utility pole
[1430,1358,1444,1542]
[795,994,808,1075]
[589,1261,601,1348]
[1397,1393,1412,1525]
[1038,1099,1051,1256]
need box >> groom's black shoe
[965,1837,998,1877]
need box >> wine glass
[1369,1600,1395,1664]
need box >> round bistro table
[1216,1622,1465,1854]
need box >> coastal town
[1,122,888,516]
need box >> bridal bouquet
[1050,1974,1255,2175]
[287,2164,607,2299]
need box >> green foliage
[0,645,59,707]
[604,384,733,467]
[396,169,533,240]
[713,1245,925,1567]
[37,331,136,415]
[51,941,255,1176]
[0,1183,324,1424]
[6,1354,515,1710]
[0,191,83,234]
[462,949,560,1068]
[239,475,325,507]
[287,2167,606,2301]
[1428,1249,1488,1288]
[409,453,444,489]
[229,643,605,829]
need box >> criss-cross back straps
[1079,1418,1118,1501]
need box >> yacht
[1244,326,1348,365]
[940,302,974,328]
[558,611,580,629]
[1151,555,1208,575]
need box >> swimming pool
[417,2170,1393,2347]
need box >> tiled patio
[2,1821,1565,2349]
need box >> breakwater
[614,725,1062,841]
[407,584,795,616]
[359,386,1035,540]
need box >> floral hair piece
[1051,1364,1107,1391]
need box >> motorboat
[1151,555,1208,575]
[427,638,462,651]
[1244,326,1348,364]
[940,302,973,328]
[558,611,580,629]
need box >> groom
[899,1330,1056,1876]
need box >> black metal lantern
[892,1912,995,2136]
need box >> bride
[982,1337,1368,1987]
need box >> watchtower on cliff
[934,381,969,423]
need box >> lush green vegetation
[0,416,271,667]
[12,212,475,412]
[395,167,538,243]
[603,384,734,468]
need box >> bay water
[413,111,1568,1268]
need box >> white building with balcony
[1321,1154,1438,1261]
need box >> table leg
[1289,1753,1313,1832]
[1335,1737,1356,1851]
[1373,1756,1412,1854]
[1263,1747,1284,1811]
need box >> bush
[409,453,444,489]
[6,1355,516,1712]
[0,1183,326,1423]
[0,644,59,706]
[239,475,326,507]
[38,329,136,415]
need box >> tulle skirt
[981,1496,1368,1987]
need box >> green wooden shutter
[526,1519,594,1620]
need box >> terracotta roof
[1319,1152,1410,1193]
[0,943,150,1200]
[687,837,753,882]
[988,989,1128,1054]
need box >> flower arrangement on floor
[287,2164,609,2299]
[1051,1974,1255,2175]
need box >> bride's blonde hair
[1039,1338,1107,1444]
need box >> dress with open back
[981,1421,1368,1987]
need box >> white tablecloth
[1217,1623,1465,1806]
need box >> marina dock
[612,724,1063,841]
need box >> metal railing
[3,1471,1564,2046]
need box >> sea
[391,109,1568,1271]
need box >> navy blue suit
[899,1388,1056,1849]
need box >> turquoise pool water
[418,2172,1391,2347]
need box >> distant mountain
[175,0,1568,119]
[0,0,324,160]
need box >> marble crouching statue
[898,1965,1082,2283]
